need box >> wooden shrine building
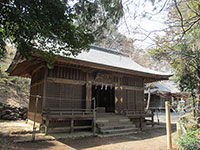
[7,45,172,134]
[145,81,188,112]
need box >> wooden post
[140,117,142,131]
[32,95,39,141]
[152,113,154,127]
[70,119,74,133]
[45,120,49,135]
[165,101,172,150]
[86,82,92,111]
[92,98,96,135]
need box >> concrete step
[97,130,139,137]
[96,113,139,136]
[99,124,136,131]
[96,118,131,123]
[97,121,133,127]
[100,126,138,135]
[96,118,132,126]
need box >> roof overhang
[7,53,172,83]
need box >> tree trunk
[192,95,196,118]
[145,88,151,112]
[197,70,200,123]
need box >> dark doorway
[92,85,115,112]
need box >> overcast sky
[118,0,170,49]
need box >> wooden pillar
[165,101,172,150]
[32,95,39,141]
[152,114,154,127]
[42,68,48,109]
[92,97,96,135]
[45,120,49,135]
[70,119,74,133]
[86,73,92,110]
[86,83,92,110]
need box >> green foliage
[177,129,200,150]
[0,0,123,61]
[150,0,200,95]
[171,42,199,95]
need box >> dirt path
[57,125,177,150]
[0,113,178,150]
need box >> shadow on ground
[56,123,176,150]
[0,121,176,150]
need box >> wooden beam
[47,77,86,85]
[122,85,144,91]
[31,65,45,76]
[53,63,95,73]
[31,80,44,88]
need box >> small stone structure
[0,102,27,120]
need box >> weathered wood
[47,77,86,85]
[165,101,172,150]
[70,119,74,133]
[32,95,39,141]
[115,86,125,114]
[86,72,92,110]
[57,56,170,81]
[45,119,49,135]
[31,65,45,77]
[122,85,144,91]
[30,80,44,88]
[42,68,48,109]
[92,98,96,135]
[28,112,43,123]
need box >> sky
[118,0,170,49]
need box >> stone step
[96,118,131,123]
[100,126,138,135]
[97,121,133,127]
[99,124,136,131]
[96,113,139,136]
[97,130,139,137]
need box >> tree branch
[174,0,185,33]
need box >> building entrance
[92,85,115,112]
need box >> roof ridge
[90,45,129,57]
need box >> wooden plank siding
[28,68,46,123]
[45,66,87,110]
[114,76,144,114]
[45,82,86,110]
[48,66,87,81]
[28,63,146,124]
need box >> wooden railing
[125,109,154,117]
[124,109,154,130]
[41,98,97,135]
[42,108,94,118]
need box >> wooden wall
[28,67,46,123]
[45,82,86,109]
[115,76,144,114]
[28,63,145,120]
[46,65,145,112]
[45,65,87,110]
[48,66,87,81]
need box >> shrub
[177,130,200,150]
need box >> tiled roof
[68,45,172,76]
